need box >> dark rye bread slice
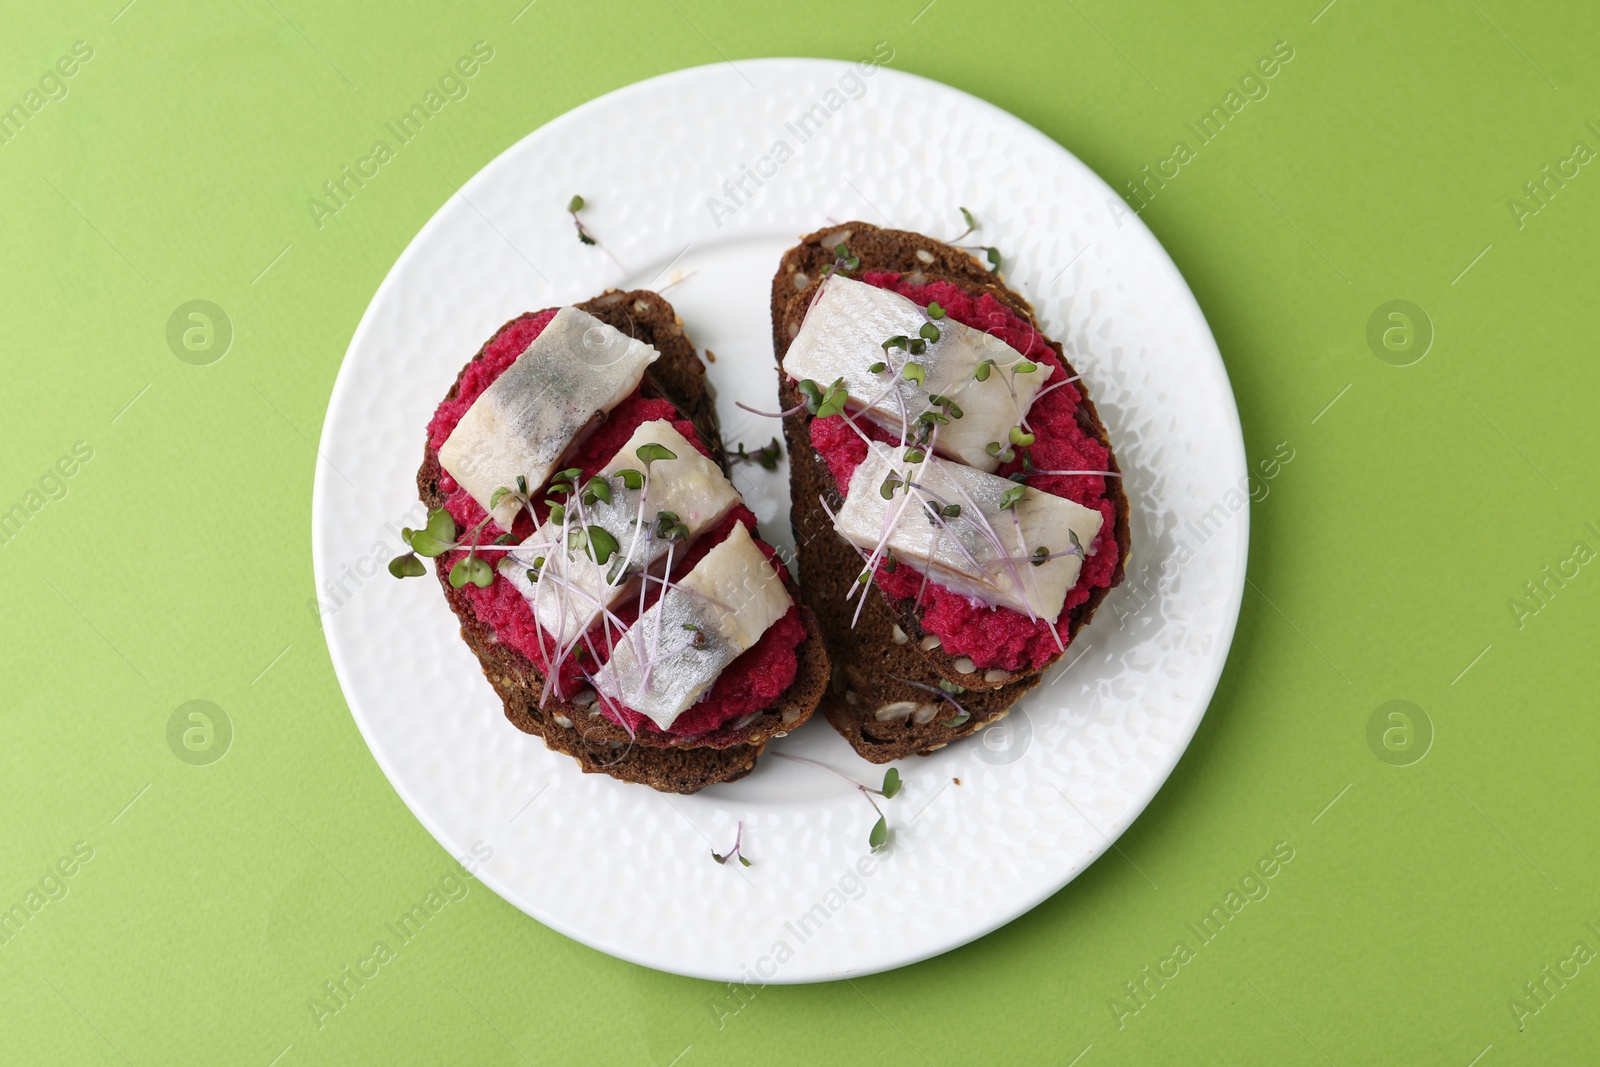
[789,449,1042,762]
[418,288,827,794]
[772,222,1131,698]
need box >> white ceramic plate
[313,58,1247,983]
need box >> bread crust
[771,223,1129,758]
[418,289,827,793]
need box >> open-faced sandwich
[401,289,828,793]
[770,223,1130,762]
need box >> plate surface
[312,58,1247,983]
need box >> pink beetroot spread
[425,311,805,743]
[808,271,1118,673]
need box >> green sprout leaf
[408,530,450,557]
[449,555,493,589]
[938,679,965,693]
[567,195,585,212]
[942,503,961,518]
[927,300,946,320]
[902,363,926,386]
[1009,426,1036,447]
[882,767,902,798]
[879,472,903,500]
[904,447,926,463]
[869,815,889,852]
[425,507,456,543]
[489,486,511,509]
[585,525,619,565]
[985,247,1002,270]
[1014,360,1038,374]
[388,554,426,579]
[974,359,993,382]
[942,713,972,728]
[814,379,849,419]
[616,468,644,491]
[960,206,977,232]
[731,437,783,471]
[999,485,1026,511]
[919,322,941,342]
[1032,545,1050,567]
[636,442,678,465]
[797,378,823,413]
[738,854,752,867]
[869,361,886,374]
[584,476,612,505]
[547,503,566,526]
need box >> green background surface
[3,0,1597,1063]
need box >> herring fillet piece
[439,306,660,530]
[781,274,1049,472]
[834,442,1103,620]
[498,420,742,646]
[592,522,792,731]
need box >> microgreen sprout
[921,497,964,525]
[730,437,782,471]
[653,509,690,542]
[581,476,612,506]
[974,359,993,382]
[797,377,848,418]
[390,506,507,589]
[388,555,425,578]
[584,525,620,565]
[773,753,902,852]
[952,206,978,243]
[635,442,677,466]
[998,484,1026,511]
[927,301,946,320]
[711,820,751,867]
[567,195,596,245]
[1009,426,1036,448]
[948,208,1003,272]
[821,242,860,277]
